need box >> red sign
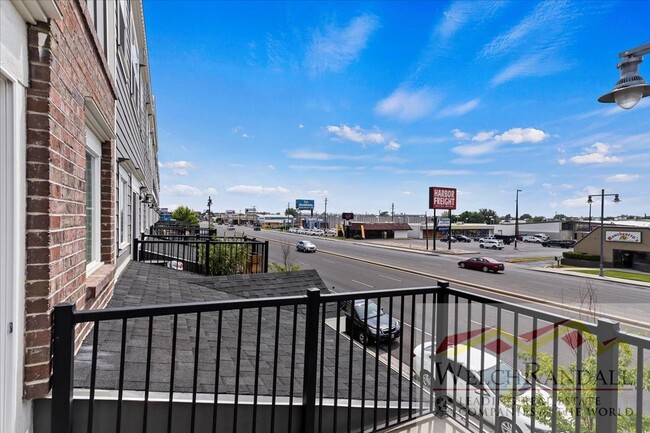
[429,187,457,210]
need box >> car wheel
[482,266,489,272]
[497,418,521,433]
[492,245,497,250]
[459,263,465,268]
[479,245,484,249]
[357,331,369,345]
[421,371,432,388]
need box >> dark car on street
[455,235,472,242]
[341,299,401,345]
[542,239,576,248]
[458,257,505,273]
[440,236,457,243]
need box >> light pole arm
[619,42,650,59]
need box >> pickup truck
[542,239,576,248]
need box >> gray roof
[74,262,415,403]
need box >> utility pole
[324,197,328,229]
[514,189,522,250]
[207,196,213,229]
[391,203,394,222]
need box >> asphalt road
[227,226,649,417]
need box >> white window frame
[85,128,102,274]
[84,97,114,275]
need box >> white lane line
[322,259,336,264]
[298,262,311,267]
[351,279,374,288]
[378,274,402,282]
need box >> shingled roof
[73,262,413,402]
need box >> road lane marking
[378,274,402,282]
[351,279,374,288]
[322,259,336,264]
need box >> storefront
[574,227,650,272]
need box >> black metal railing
[149,223,215,238]
[50,283,650,433]
[133,235,269,275]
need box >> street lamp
[207,196,213,229]
[514,189,522,250]
[587,198,593,232]
[587,190,620,277]
[598,43,650,110]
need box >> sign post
[429,187,457,251]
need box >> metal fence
[133,235,269,275]
[50,283,650,433]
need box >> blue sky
[144,1,650,218]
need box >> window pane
[85,152,94,263]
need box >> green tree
[520,213,532,220]
[285,207,298,217]
[171,205,199,225]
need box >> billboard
[437,217,450,227]
[296,199,315,210]
[342,212,354,220]
[429,187,457,210]
[605,231,641,243]
[225,210,235,214]
[245,208,256,214]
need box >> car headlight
[368,326,377,335]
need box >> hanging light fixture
[599,43,650,110]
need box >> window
[85,128,102,269]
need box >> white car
[412,343,569,433]
[522,235,543,243]
[479,239,504,250]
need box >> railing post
[302,288,321,433]
[52,303,76,433]
[204,239,210,275]
[133,238,139,261]
[263,241,269,273]
[595,318,619,433]
[434,281,449,417]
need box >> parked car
[296,240,316,252]
[440,236,457,243]
[341,299,400,345]
[479,239,504,250]
[458,257,505,273]
[412,343,570,433]
[455,235,472,242]
[253,225,261,231]
[227,225,235,230]
[542,239,576,248]
[522,235,543,243]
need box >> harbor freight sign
[429,187,457,210]
[296,199,315,210]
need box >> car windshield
[354,302,380,320]
[481,361,530,394]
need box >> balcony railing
[133,235,269,275]
[50,282,649,433]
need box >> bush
[563,251,600,261]
[353,235,362,240]
[198,239,251,275]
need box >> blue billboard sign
[296,199,315,210]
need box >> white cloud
[452,129,469,140]
[385,140,400,151]
[162,184,202,196]
[452,142,498,157]
[437,99,480,118]
[326,125,385,145]
[605,174,639,183]
[435,1,503,40]
[562,196,591,209]
[287,150,370,161]
[374,87,438,122]
[307,190,329,197]
[204,188,218,195]
[160,160,194,176]
[306,14,379,75]
[490,51,570,86]
[289,165,348,171]
[558,158,567,165]
[242,133,250,139]
[226,185,290,195]
[496,128,549,144]
[569,142,621,164]
[402,191,414,196]
[299,123,304,128]
[472,131,496,142]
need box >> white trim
[1,70,27,433]
[85,128,103,273]
[10,0,62,25]
[84,97,115,142]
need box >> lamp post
[599,43,650,109]
[514,189,522,250]
[587,199,592,232]
[207,196,212,229]
[587,190,620,277]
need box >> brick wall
[24,0,116,399]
